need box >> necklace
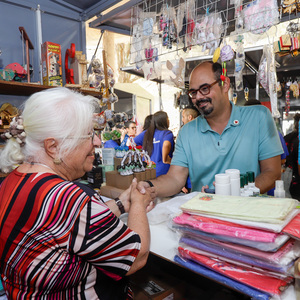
[24,161,56,173]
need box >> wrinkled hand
[137,181,157,203]
[130,178,153,211]
[118,185,131,213]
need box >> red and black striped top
[0,169,140,299]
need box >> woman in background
[142,114,153,131]
[134,111,174,177]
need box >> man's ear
[224,77,230,92]
[188,115,193,122]
[222,77,231,93]
[44,138,59,159]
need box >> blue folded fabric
[174,255,271,300]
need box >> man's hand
[136,181,157,212]
[130,178,154,211]
[119,180,156,213]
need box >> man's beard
[194,98,213,116]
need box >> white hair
[0,87,98,172]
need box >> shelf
[0,80,52,96]
[0,80,103,97]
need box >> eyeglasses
[67,130,96,143]
[188,79,220,99]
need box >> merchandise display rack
[129,0,280,66]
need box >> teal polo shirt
[172,102,283,191]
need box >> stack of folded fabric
[172,193,300,299]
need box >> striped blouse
[0,169,141,299]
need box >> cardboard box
[134,171,146,181]
[114,157,128,170]
[105,171,134,190]
[41,41,62,86]
[100,185,124,199]
[149,168,156,179]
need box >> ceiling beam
[88,0,141,28]
[95,23,131,35]
[50,0,83,12]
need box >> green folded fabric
[180,193,299,224]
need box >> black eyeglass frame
[188,79,221,99]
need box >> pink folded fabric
[173,213,280,242]
[178,247,293,295]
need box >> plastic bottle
[215,173,231,195]
[243,173,249,190]
[240,174,245,195]
[274,180,285,198]
[247,171,260,196]
[225,169,240,196]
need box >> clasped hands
[118,179,157,213]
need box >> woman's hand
[119,179,156,213]
[130,178,153,211]
[118,185,131,213]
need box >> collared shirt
[172,102,283,191]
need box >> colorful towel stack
[172,192,300,299]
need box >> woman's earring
[53,158,62,165]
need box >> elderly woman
[0,87,154,299]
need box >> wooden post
[19,27,34,83]
[102,50,111,110]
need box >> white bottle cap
[225,169,240,179]
[215,173,230,184]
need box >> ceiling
[52,0,139,35]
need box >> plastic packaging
[172,224,290,252]
[173,212,280,243]
[174,255,272,300]
[179,236,295,275]
[177,246,293,295]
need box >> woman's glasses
[67,129,96,143]
[188,79,220,99]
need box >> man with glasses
[139,61,283,196]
